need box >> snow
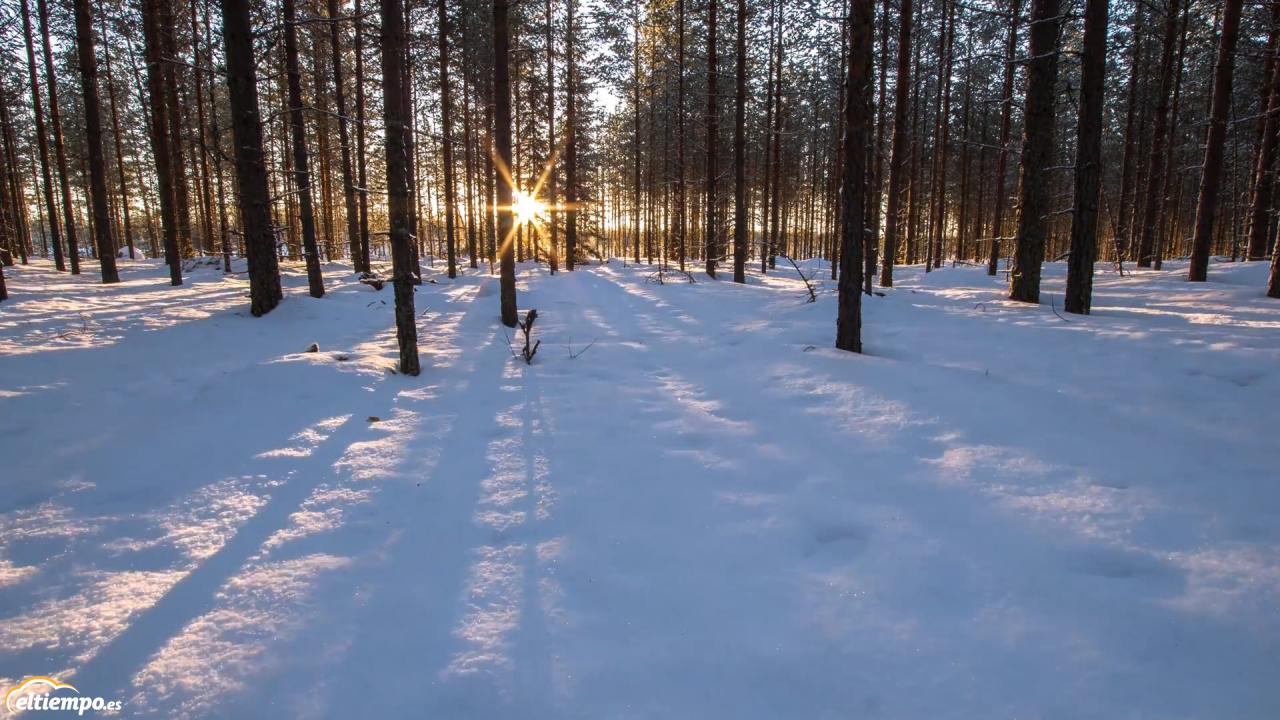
[1,256,1277,718]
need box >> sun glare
[513,191,546,225]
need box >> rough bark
[73,0,120,283]
[20,0,65,272]
[987,0,1019,276]
[438,0,459,278]
[495,0,519,325]
[1008,0,1059,303]
[1188,0,1242,281]
[381,0,421,372]
[221,0,283,315]
[880,0,912,286]
[143,0,182,284]
[1064,0,1109,313]
[1134,0,1181,268]
[835,0,871,352]
[732,0,747,283]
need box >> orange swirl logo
[4,677,122,715]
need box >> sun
[512,191,546,225]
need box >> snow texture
[1,257,1277,718]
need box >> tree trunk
[545,0,558,273]
[283,0,325,297]
[1008,0,1060,303]
[37,0,81,274]
[74,0,120,283]
[1188,0,1242,280]
[835,0,871,352]
[1064,0,1109,313]
[143,0,183,284]
[495,0,519,325]
[704,0,718,277]
[381,0,421,372]
[20,0,65,272]
[438,0,459,278]
[565,0,579,271]
[1134,0,1181,268]
[732,0,747,283]
[221,0,283,315]
[987,0,1019,276]
[880,0,912,286]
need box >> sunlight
[512,190,546,226]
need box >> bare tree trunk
[20,0,65,272]
[495,0,519,325]
[143,0,182,284]
[987,0,1019,276]
[676,0,685,272]
[1008,0,1060,303]
[437,0,459,278]
[381,0,421,372]
[835,0,871,352]
[545,0,558,273]
[1134,0,1181,268]
[222,0,283,314]
[74,0,120,282]
[880,0,912,286]
[565,0,579,271]
[704,0,718,277]
[1189,0,1242,281]
[283,0,325,297]
[1064,0,1109,313]
[37,0,82,273]
[732,0,747,282]
[326,0,363,273]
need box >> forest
[0,0,1277,715]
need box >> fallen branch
[779,254,817,303]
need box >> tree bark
[283,0,325,297]
[143,0,183,284]
[221,0,283,314]
[1134,0,1181,268]
[835,0,871,352]
[704,0,719,277]
[74,0,120,283]
[37,0,81,274]
[495,0,519,325]
[1188,0,1242,281]
[564,0,579,270]
[732,0,747,282]
[381,0,421,372]
[880,0,912,286]
[987,0,1019,276]
[1008,0,1060,303]
[20,0,65,272]
[1064,0,1109,313]
[438,0,459,278]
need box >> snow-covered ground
[1,256,1277,718]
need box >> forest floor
[1,255,1278,718]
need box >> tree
[1063,0,1109,313]
[73,0,120,283]
[439,0,459,278]
[329,0,364,274]
[142,0,182,285]
[37,0,81,274]
[704,0,718,277]
[835,0,871,353]
[381,0,421,372]
[1133,0,1181,269]
[565,0,579,271]
[284,0,326,298]
[879,0,912,287]
[495,0,519,326]
[1187,0,1243,282]
[1008,0,1060,304]
[221,0,283,315]
[731,0,747,283]
[20,0,65,273]
[987,0,1019,276]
